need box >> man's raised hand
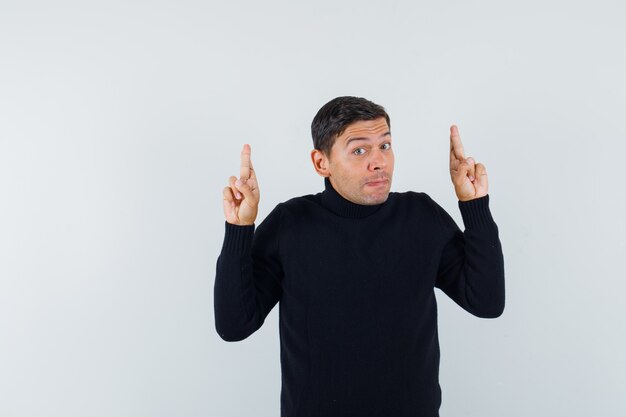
[449,125,488,201]
[222,144,260,225]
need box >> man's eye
[381,143,391,150]
[353,148,366,155]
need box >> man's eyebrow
[344,132,391,147]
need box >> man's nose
[368,149,387,171]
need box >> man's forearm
[436,195,506,318]
[214,223,263,342]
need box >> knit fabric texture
[214,177,505,417]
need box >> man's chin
[361,191,390,205]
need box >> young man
[215,96,505,417]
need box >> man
[214,96,505,417]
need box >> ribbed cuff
[221,222,255,254]
[458,194,494,228]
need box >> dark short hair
[311,96,390,156]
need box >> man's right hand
[222,144,260,226]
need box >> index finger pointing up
[240,143,253,181]
[449,124,465,160]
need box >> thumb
[454,159,471,187]
[466,157,476,181]
[235,179,259,207]
[474,163,488,190]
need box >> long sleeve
[432,194,505,318]
[214,205,284,341]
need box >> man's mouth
[365,178,389,187]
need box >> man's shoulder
[280,191,319,205]
[389,189,436,206]
[273,191,322,216]
[275,190,438,211]
[382,191,448,233]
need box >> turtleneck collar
[320,177,387,218]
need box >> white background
[1,1,625,416]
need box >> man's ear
[310,149,330,177]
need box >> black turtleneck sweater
[214,178,505,417]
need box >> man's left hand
[449,125,488,202]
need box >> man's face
[325,117,394,205]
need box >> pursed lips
[364,177,389,186]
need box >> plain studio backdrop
[1,0,625,416]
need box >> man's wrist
[222,221,255,254]
[458,194,494,228]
